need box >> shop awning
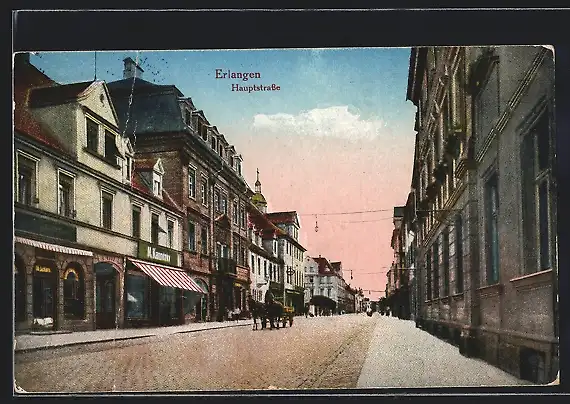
[15,236,93,256]
[129,258,206,294]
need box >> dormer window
[211,135,217,151]
[229,155,234,169]
[201,124,208,141]
[125,155,133,182]
[153,176,162,196]
[86,118,99,153]
[104,130,116,162]
[237,160,242,176]
[184,109,193,129]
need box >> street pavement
[14,313,531,393]
[357,314,531,388]
[14,318,251,352]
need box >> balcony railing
[217,258,237,274]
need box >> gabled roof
[28,81,94,108]
[13,58,69,154]
[29,80,121,129]
[313,257,334,275]
[134,158,157,171]
[266,211,299,227]
[131,171,183,214]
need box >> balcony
[217,258,237,275]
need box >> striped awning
[15,236,93,256]
[128,258,206,294]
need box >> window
[132,205,141,239]
[456,215,464,293]
[104,129,116,162]
[200,123,208,141]
[443,228,450,297]
[475,60,500,145]
[126,271,150,319]
[233,200,239,224]
[222,194,228,215]
[188,166,196,199]
[86,118,99,153]
[251,254,255,272]
[241,247,246,267]
[426,249,432,300]
[101,192,113,230]
[153,178,161,196]
[167,220,175,248]
[264,261,268,278]
[214,189,221,212]
[17,153,37,205]
[151,213,160,245]
[522,113,553,274]
[257,258,261,275]
[485,173,500,284]
[184,109,192,127]
[188,221,196,251]
[201,227,208,254]
[240,206,246,228]
[58,172,74,217]
[63,267,84,319]
[229,156,234,169]
[211,135,217,151]
[237,160,242,176]
[201,178,208,206]
[233,237,239,261]
[125,156,132,181]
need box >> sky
[28,48,417,300]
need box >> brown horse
[247,296,266,330]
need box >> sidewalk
[14,318,252,353]
[357,314,532,388]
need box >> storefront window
[126,272,150,319]
[63,266,85,319]
[159,286,177,322]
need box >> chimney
[123,57,144,79]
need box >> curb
[14,334,156,354]
[14,322,251,354]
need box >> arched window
[64,265,85,319]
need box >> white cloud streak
[252,106,387,141]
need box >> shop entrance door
[95,263,117,329]
[33,269,57,330]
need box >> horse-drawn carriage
[248,297,294,330]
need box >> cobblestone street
[15,314,377,392]
[14,314,530,393]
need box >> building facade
[14,55,203,333]
[107,58,251,322]
[405,45,557,383]
[267,212,306,313]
